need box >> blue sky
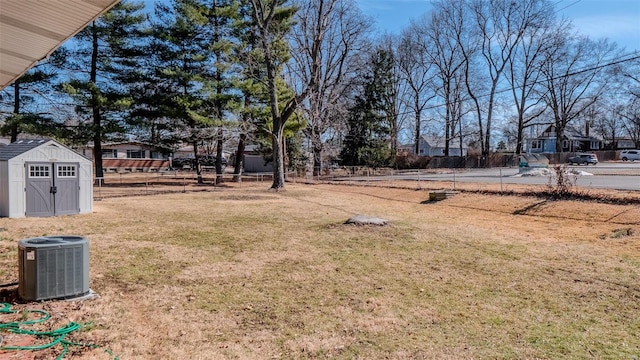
[356,0,640,52]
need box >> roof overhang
[0,0,120,90]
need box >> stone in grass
[345,215,389,226]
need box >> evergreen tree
[60,1,146,182]
[0,51,71,142]
[340,49,393,168]
[204,0,243,183]
[148,0,218,184]
[229,3,263,181]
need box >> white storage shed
[0,139,93,218]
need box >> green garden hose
[0,302,118,359]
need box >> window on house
[419,149,424,155]
[562,140,569,149]
[127,150,145,158]
[590,141,599,149]
[29,165,50,178]
[531,140,542,149]
[102,149,117,158]
[150,151,168,159]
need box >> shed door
[25,163,80,217]
[54,163,79,215]
[25,163,54,217]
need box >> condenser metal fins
[18,236,89,301]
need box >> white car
[620,150,640,161]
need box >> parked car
[620,149,640,161]
[171,157,194,169]
[567,153,598,165]
[200,155,228,169]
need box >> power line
[554,0,582,13]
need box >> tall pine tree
[340,48,393,168]
[1,54,67,142]
[148,0,218,184]
[60,0,146,183]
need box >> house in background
[415,136,468,157]
[607,137,637,150]
[527,125,602,153]
[397,143,414,155]
[242,144,273,173]
[77,141,170,173]
[172,144,231,161]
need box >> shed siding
[78,162,93,214]
[8,158,26,218]
[22,143,78,162]
[0,162,8,217]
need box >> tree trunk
[192,141,203,184]
[11,80,20,143]
[444,82,450,157]
[215,128,223,185]
[516,113,524,154]
[414,93,421,155]
[555,123,564,153]
[271,129,285,189]
[260,28,286,190]
[484,79,499,158]
[313,141,322,176]
[311,123,322,176]
[90,24,104,185]
[233,133,246,182]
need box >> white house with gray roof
[416,136,468,157]
[0,139,92,218]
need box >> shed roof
[0,139,52,161]
[0,0,120,90]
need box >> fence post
[453,168,456,190]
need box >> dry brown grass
[0,180,639,359]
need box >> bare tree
[428,1,469,156]
[592,102,624,148]
[507,2,561,154]
[618,56,640,100]
[397,17,435,155]
[615,57,640,148]
[618,98,640,148]
[540,35,618,152]
[460,0,548,158]
[289,0,370,175]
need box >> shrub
[546,165,577,198]
[395,153,430,169]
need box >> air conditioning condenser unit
[18,235,90,301]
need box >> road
[333,163,640,191]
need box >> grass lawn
[0,182,638,359]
